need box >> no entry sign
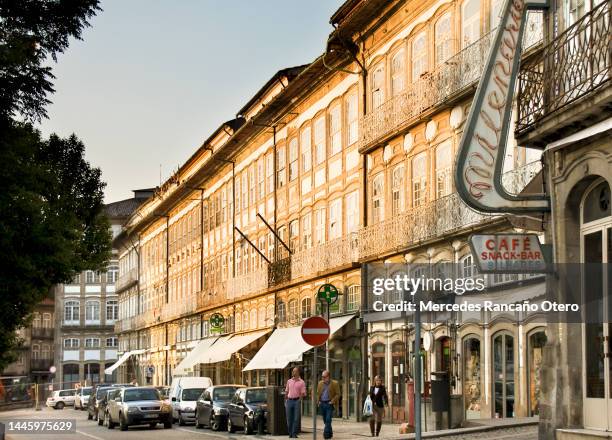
[301,316,330,347]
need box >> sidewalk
[294,416,538,440]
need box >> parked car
[87,384,135,421]
[97,388,121,426]
[106,386,172,431]
[195,385,244,431]
[46,389,76,409]
[74,386,92,410]
[172,386,206,425]
[227,387,268,434]
[168,377,212,411]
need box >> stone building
[111,0,550,425]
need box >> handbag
[363,395,373,417]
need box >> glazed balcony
[31,327,54,339]
[359,13,543,152]
[357,162,541,261]
[290,234,359,280]
[227,267,269,300]
[517,0,611,147]
[114,316,136,333]
[116,267,138,292]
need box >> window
[106,299,118,321]
[301,297,312,318]
[462,0,481,47]
[436,142,452,198]
[42,313,51,328]
[32,344,39,359]
[329,104,342,155]
[257,157,265,200]
[258,306,266,328]
[266,153,274,194]
[289,220,299,252]
[302,213,312,249]
[301,127,312,172]
[412,32,428,81]
[106,265,118,284]
[106,337,118,347]
[64,300,80,323]
[372,174,385,223]
[249,164,255,206]
[85,270,96,284]
[329,198,342,239]
[64,338,79,348]
[277,146,286,188]
[346,191,359,233]
[315,208,326,245]
[85,300,100,323]
[346,94,358,146]
[392,166,405,215]
[289,138,299,181]
[490,0,503,30]
[461,255,477,278]
[250,309,257,329]
[288,299,298,321]
[391,49,405,96]
[435,13,453,65]
[242,172,249,210]
[314,116,326,165]
[85,338,100,348]
[372,64,385,109]
[277,301,286,323]
[242,311,249,331]
[41,344,50,359]
[412,153,427,207]
[346,285,360,311]
[235,313,242,332]
[277,225,288,258]
[32,313,41,328]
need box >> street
[0,406,538,440]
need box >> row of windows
[72,267,119,285]
[31,312,53,328]
[63,337,118,348]
[31,344,53,359]
[63,300,118,322]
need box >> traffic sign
[210,313,225,329]
[317,284,338,305]
[301,316,330,347]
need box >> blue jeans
[320,402,334,439]
[286,399,300,437]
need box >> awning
[198,330,270,364]
[173,337,218,376]
[243,315,355,371]
[104,349,145,375]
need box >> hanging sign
[209,313,225,330]
[469,233,548,273]
[455,0,549,213]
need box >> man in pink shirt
[285,367,306,438]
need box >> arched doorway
[463,336,481,419]
[527,329,547,416]
[84,363,100,385]
[580,179,612,429]
[492,332,515,418]
[62,364,79,387]
[391,341,406,421]
[372,342,386,381]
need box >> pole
[414,296,421,440]
[35,383,40,411]
[312,346,318,440]
[325,304,330,371]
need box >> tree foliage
[0,0,108,371]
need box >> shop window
[527,330,547,416]
[463,337,481,419]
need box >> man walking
[285,367,306,438]
[317,370,340,439]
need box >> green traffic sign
[317,283,339,305]
[209,313,225,329]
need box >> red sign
[469,233,547,273]
[301,316,330,347]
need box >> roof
[329,0,398,41]
[104,196,150,220]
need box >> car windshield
[123,388,160,402]
[246,389,266,404]
[96,388,112,399]
[213,387,238,402]
[82,388,92,396]
[157,388,169,398]
[181,388,203,401]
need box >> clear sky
[38,0,344,203]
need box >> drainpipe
[200,189,204,291]
[165,216,170,303]
[272,125,278,322]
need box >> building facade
[53,190,151,387]
[112,0,549,426]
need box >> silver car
[74,386,92,410]
[106,387,172,431]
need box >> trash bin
[266,386,288,435]
[430,371,450,412]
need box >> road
[0,406,539,440]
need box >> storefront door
[581,180,612,430]
[492,332,514,418]
[463,337,481,419]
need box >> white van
[169,377,213,425]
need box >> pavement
[0,406,538,440]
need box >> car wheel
[97,412,104,426]
[56,402,64,410]
[163,421,172,429]
[210,415,219,431]
[119,413,128,431]
[195,411,204,429]
[149,422,157,429]
[244,416,253,435]
[227,417,236,433]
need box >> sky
[38,0,345,203]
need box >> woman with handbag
[368,375,388,436]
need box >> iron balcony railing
[360,13,543,151]
[517,0,610,133]
[227,267,269,300]
[290,234,359,281]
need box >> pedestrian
[285,367,306,438]
[368,375,388,437]
[317,370,340,439]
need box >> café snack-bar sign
[469,234,547,273]
[455,0,549,213]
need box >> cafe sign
[469,233,547,273]
[455,0,549,213]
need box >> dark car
[195,385,244,431]
[87,383,135,421]
[97,389,121,426]
[227,387,267,434]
